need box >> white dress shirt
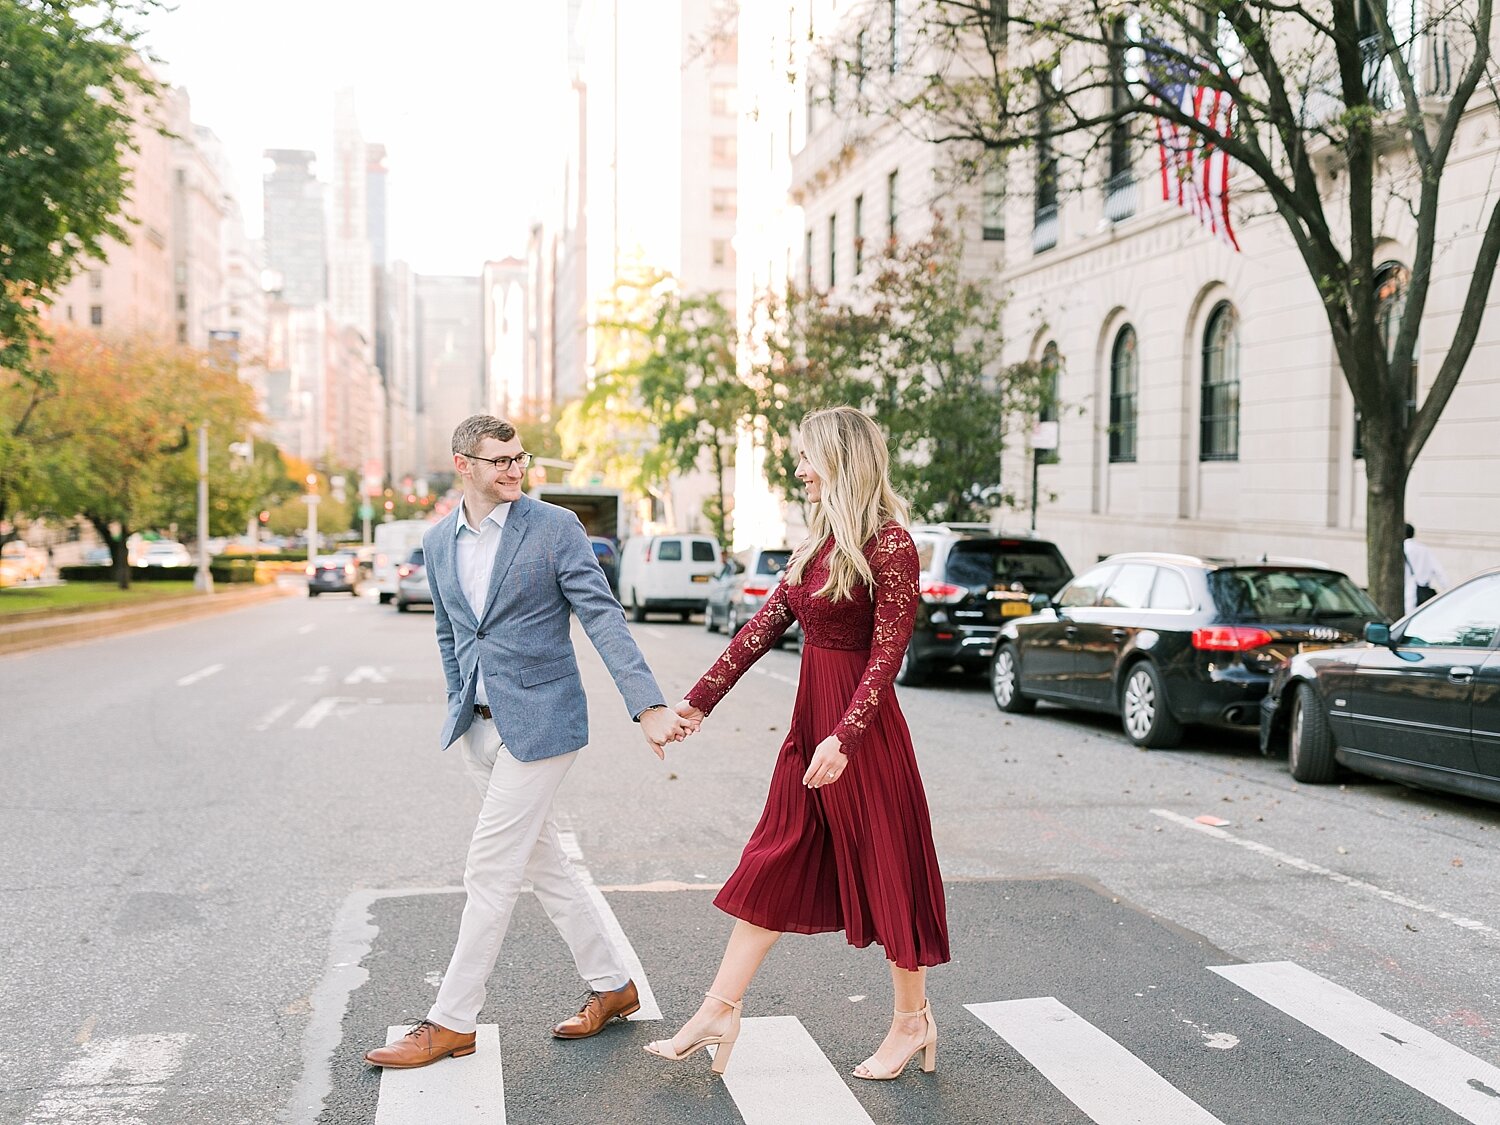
[1403,537,1448,615]
[455,500,511,705]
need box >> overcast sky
[139,0,567,275]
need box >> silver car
[705,546,801,647]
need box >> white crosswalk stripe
[25,1033,191,1124]
[967,997,1226,1125]
[556,829,661,1021]
[712,1016,875,1125]
[1211,961,1500,1125]
[374,1025,505,1125]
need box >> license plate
[1001,601,1031,616]
[1298,641,1334,653]
[691,573,710,583]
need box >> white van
[616,533,722,622]
[372,519,433,604]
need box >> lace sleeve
[685,580,795,715]
[832,525,919,753]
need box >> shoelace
[399,1018,435,1039]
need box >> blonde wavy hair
[785,406,909,601]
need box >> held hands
[640,706,695,759]
[673,700,705,731]
[802,734,848,789]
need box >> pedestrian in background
[646,406,949,1081]
[364,414,694,1071]
[1404,523,1448,615]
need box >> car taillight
[1193,625,1275,651]
[743,584,770,597]
[919,581,966,604]
[397,564,412,578]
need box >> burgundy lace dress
[686,521,950,971]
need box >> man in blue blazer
[366,415,693,1070]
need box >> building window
[1038,340,1061,464]
[711,187,737,219]
[176,293,187,311]
[828,212,838,288]
[889,0,902,73]
[855,30,868,97]
[805,228,815,290]
[887,169,900,242]
[1109,325,1138,463]
[712,239,734,270]
[828,59,839,114]
[982,155,1006,241]
[711,135,737,167]
[1200,302,1240,461]
[89,305,103,326]
[89,270,103,290]
[1033,74,1059,253]
[710,84,737,117]
[854,194,866,275]
[1104,19,1137,222]
[987,0,1009,50]
[1354,261,1416,458]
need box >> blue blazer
[423,493,664,760]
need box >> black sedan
[1261,568,1500,800]
[991,553,1385,748]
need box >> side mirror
[1364,622,1392,646]
[1029,592,1053,611]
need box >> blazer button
[476,630,487,639]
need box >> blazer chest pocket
[519,654,578,687]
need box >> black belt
[474,704,492,719]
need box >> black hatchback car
[897,525,1074,685]
[990,553,1385,747]
[1261,567,1500,800]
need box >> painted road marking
[557,830,661,1021]
[301,665,330,685]
[712,1016,875,1124]
[294,697,359,730]
[967,997,1225,1125]
[1151,808,1500,941]
[176,663,224,687]
[25,1033,191,1124]
[298,624,316,635]
[344,665,389,684]
[253,701,293,732]
[750,667,798,687]
[1212,961,1500,1124]
[373,1025,504,1124]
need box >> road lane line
[967,997,1225,1125]
[344,665,389,684]
[639,627,668,639]
[1151,808,1500,941]
[301,665,330,684]
[25,1033,191,1124]
[374,1025,504,1124]
[253,701,293,732]
[750,667,798,687]
[556,830,661,1021]
[294,697,358,730]
[711,1016,875,1125]
[1211,961,1500,1124]
[176,663,224,687]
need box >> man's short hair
[452,415,516,455]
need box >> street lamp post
[304,473,320,562]
[194,423,213,594]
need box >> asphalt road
[4,590,1500,1124]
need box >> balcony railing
[1103,171,1138,223]
[1032,203,1059,254]
[1362,30,1456,109]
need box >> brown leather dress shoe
[551,980,641,1039]
[364,1020,477,1068]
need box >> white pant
[427,724,630,1034]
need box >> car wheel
[308,589,319,598]
[704,606,719,633]
[396,600,409,613]
[895,645,928,687]
[1288,681,1337,783]
[680,610,692,623]
[1120,662,1184,748]
[727,607,741,635]
[630,590,647,623]
[378,592,392,605]
[991,645,1036,714]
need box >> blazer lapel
[478,494,533,624]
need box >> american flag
[1143,36,1240,251]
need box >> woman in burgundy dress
[643,406,950,1080]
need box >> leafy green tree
[840,0,1499,613]
[0,1,162,528]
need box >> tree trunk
[89,515,131,590]
[1362,437,1409,620]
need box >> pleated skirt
[713,644,951,971]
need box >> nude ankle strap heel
[854,999,937,1081]
[643,991,744,1076]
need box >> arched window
[1355,261,1415,458]
[1109,325,1138,463]
[1038,341,1061,464]
[1200,302,1240,461]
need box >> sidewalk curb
[0,582,298,656]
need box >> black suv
[897,525,1074,685]
[990,552,1386,747]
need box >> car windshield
[407,548,424,566]
[945,541,1072,595]
[1209,568,1381,624]
[756,550,791,575]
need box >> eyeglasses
[461,451,532,473]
